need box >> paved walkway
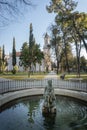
[44,71,58,79]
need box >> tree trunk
[28,66,31,78]
[63,34,70,73]
[75,42,81,78]
[65,44,70,73]
[56,58,59,74]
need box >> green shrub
[12,65,19,74]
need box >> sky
[0,0,87,59]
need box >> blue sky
[0,0,87,58]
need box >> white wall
[7,55,45,72]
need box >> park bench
[60,73,66,80]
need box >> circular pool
[0,96,87,130]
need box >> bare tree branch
[22,0,32,5]
[0,0,32,27]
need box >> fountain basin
[0,95,87,130]
[0,88,87,107]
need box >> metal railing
[0,79,87,94]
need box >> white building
[43,33,51,71]
[7,52,23,71]
[7,52,45,72]
[7,33,51,72]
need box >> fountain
[42,80,56,115]
[0,80,87,130]
[0,95,87,130]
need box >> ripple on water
[0,96,87,130]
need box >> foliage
[50,24,62,74]
[80,56,87,71]
[0,45,7,73]
[20,42,29,70]
[28,23,44,68]
[29,23,34,67]
[1,61,6,73]
[12,65,19,74]
[20,40,44,71]
[60,43,73,72]
[2,45,5,63]
[47,0,87,75]
[12,37,16,67]
[30,43,44,65]
[0,58,1,73]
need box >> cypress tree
[2,45,5,63]
[28,23,34,76]
[12,37,16,66]
[28,23,34,67]
[29,23,34,48]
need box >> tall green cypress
[29,23,34,48]
[12,37,16,66]
[28,23,34,76]
[28,23,34,66]
[2,45,5,63]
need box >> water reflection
[0,96,87,130]
[43,114,56,130]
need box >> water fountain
[0,79,87,130]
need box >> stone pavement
[44,71,58,79]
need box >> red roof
[16,52,21,57]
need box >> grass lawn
[65,73,87,80]
[0,72,87,80]
[0,72,47,80]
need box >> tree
[1,44,6,73]
[50,25,62,74]
[47,0,77,73]
[29,23,34,49]
[31,43,44,66]
[28,23,34,76]
[20,39,44,74]
[12,37,16,67]
[2,44,5,63]
[70,12,87,52]
[0,0,32,26]
[60,43,73,72]
[47,0,87,76]
[66,12,87,76]
[28,23,44,74]
[80,56,87,72]
[20,23,44,76]
[20,42,29,70]
[28,23,44,76]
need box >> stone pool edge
[0,88,87,107]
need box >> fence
[0,79,87,94]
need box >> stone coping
[0,88,87,107]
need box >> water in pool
[0,96,87,130]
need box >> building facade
[43,33,51,71]
[6,33,52,72]
[7,52,45,72]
